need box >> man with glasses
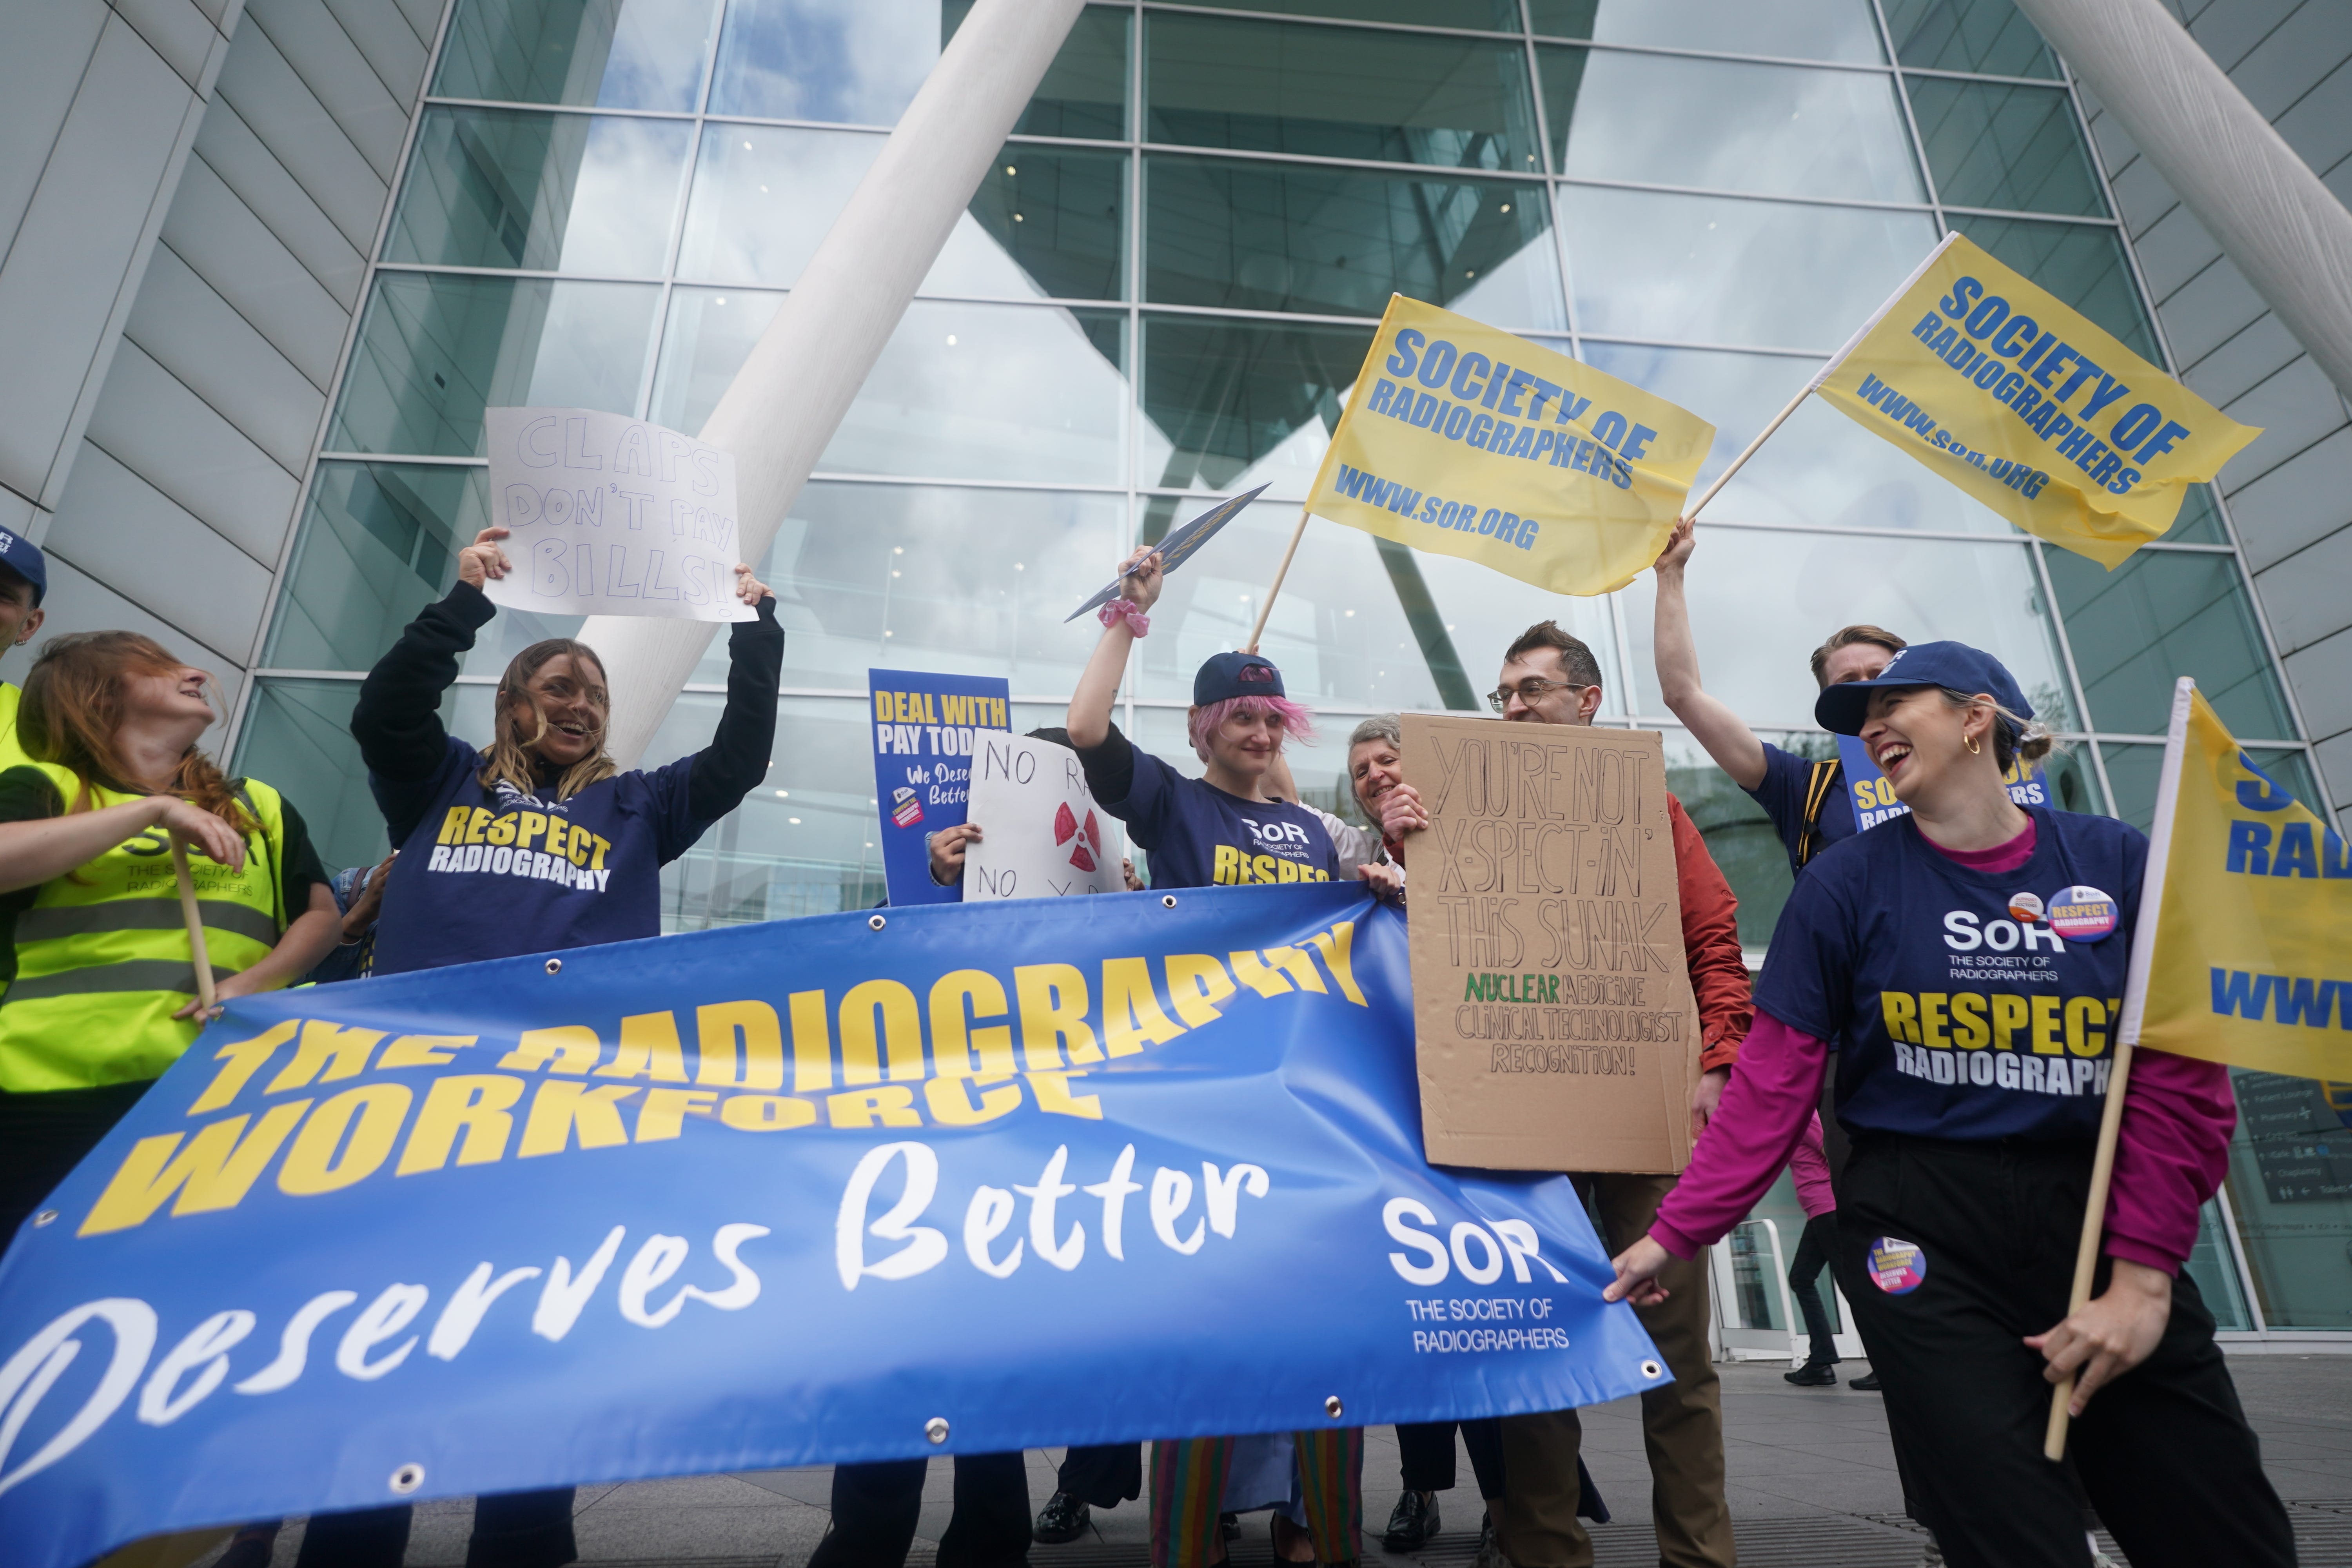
[1383,621,1750,1568]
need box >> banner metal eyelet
[869,914,887,930]
[544,958,561,975]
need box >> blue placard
[869,668,1013,905]
[0,887,1662,1568]
[1836,733,2049,831]
[1065,486,1267,622]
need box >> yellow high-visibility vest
[0,766,290,1091]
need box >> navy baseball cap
[1814,641,2033,735]
[1194,651,1285,705]
[0,525,46,604]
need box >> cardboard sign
[1402,715,1698,1174]
[964,735,1126,900]
[1064,485,1266,622]
[868,668,1013,906]
[484,407,751,622]
[1835,734,2048,831]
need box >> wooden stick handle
[170,840,217,1013]
[1681,381,1814,524]
[2043,1035,2137,1460]
[1241,506,1312,655]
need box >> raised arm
[1654,520,1768,790]
[352,529,509,784]
[685,566,784,823]
[1066,548,1162,749]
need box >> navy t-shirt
[1755,806,2145,1142]
[368,738,710,975]
[1084,735,1339,890]
[1746,742,1855,878]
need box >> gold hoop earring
[1964,733,1981,755]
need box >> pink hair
[1189,695,1318,763]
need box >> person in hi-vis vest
[0,632,340,1233]
[0,523,54,772]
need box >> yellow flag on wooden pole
[1815,233,2260,568]
[1304,296,1714,597]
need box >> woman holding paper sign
[1066,548,1364,1568]
[302,526,779,1568]
[1600,642,2292,1568]
[0,633,339,1233]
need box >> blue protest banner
[0,886,1661,1568]
[869,668,1013,905]
[1836,733,2048,832]
[1065,486,1267,622]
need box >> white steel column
[587,0,1088,765]
[2011,0,2352,401]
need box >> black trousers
[1788,1212,1840,1367]
[294,1488,577,1568]
[1057,1443,1142,1508]
[1395,1420,1506,1499]
[1834,1134,2294,1568]
[0,1082,150,1234]
[810,1453,1031,1568]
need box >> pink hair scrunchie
[1098,599,1150,637]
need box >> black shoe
[1784,1361,1838,1387]
[1221,1511,1241,1542]
[1033,1490,1090,1544]
[1849,1370,1883,1391]
[1383,1488,1441,1551]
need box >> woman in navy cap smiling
[1065,546,1365,1568]
[1599,642,2290,1568]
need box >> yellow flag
[2130,682,2352,1081]
[1305,296,1713,596]
[1815,233,2260,568]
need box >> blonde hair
[21,632,251,830]
[477,638,618,802]
[1935,689,2059,771]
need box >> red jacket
[1668,793,1753,1074]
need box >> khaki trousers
[1494,1171,1733,1568]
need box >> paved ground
[205,1353,2352,1566]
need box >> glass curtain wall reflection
[236,0,2329,1325]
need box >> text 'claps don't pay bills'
[485,408,753,623]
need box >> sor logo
[1943,909,2064,954]
[1239,817,1311,846]
[1383,1199,1569,1287]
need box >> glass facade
[233,0,2334,1333]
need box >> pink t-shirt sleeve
[1790,1112,1835,1219]
[2105,1047,2236,1273]
[1651,1012,1830,1259]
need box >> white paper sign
[483,407,752,622]
[964,736,1125,901]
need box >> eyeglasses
[1486,677,1588,714]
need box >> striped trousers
[1149,1429,1363,1568]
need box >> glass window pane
[948,2,1128,139]
[676,125,879,287]
[1147,15,1542,174]
[2222,1069,2352,1329]
[1578,341,2014,534]
[2042,548,2295,739]
[432,0,721,111]
[1882,0,2058,79]
[1617,527,2074,731]
[2168,484,2229,544]
[2184,1199,2254,1332]
[1545,47,1923,203]
[1949,216,2158,362]
[327,272,660,457]
[649,286,784,432]
[388,109,691,276]
[1531,0,1887,65]
[823,302,1127,484]
[739,483,1127,694]
[1147,157,1562,329]
[2102,742,2317,832]
[1904,78,2106,218]
[709,0,943,123]
[1138,316,1373,499]
[1414,549,1621,713]
[1561,186,1940,351]
[234,679,397,873]
[1172,0,1518,28]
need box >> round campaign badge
[2007,890,2046,923]
[2046,885,2120,942]
[1867,1236,1927,1295]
